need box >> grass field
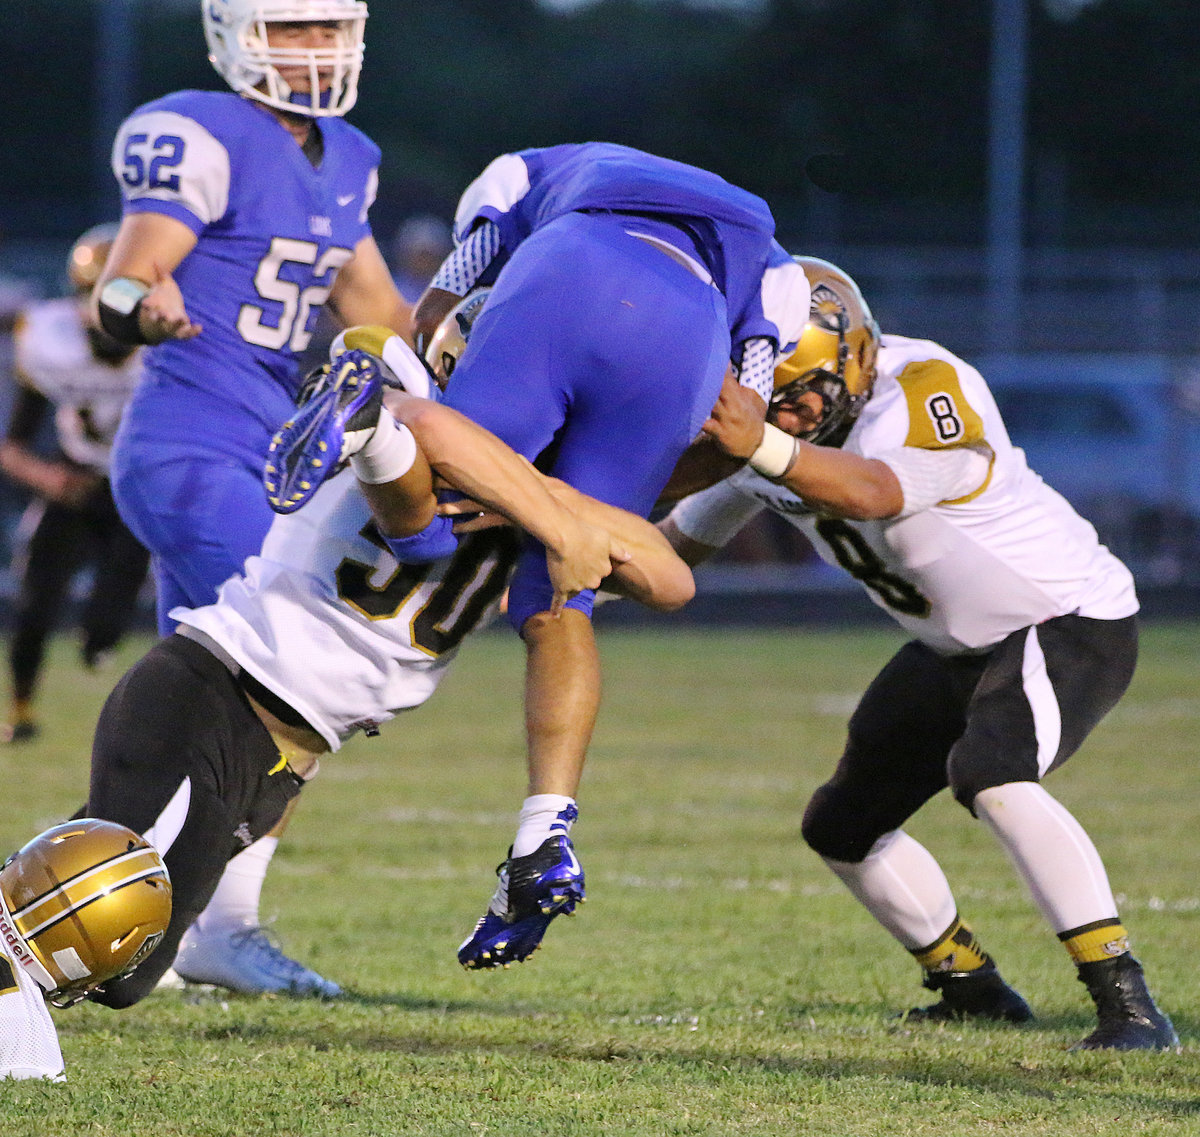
[1,623,1198,1135]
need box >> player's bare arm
[704,374,903,520]
[657,368,751,503]
[657,515,723,572]
[392,395,629,612]
[411,286,460,350]
[91,213,202,345]
[438,473,694,612]
[326,234,414,345]
[0,439,100,509]
[540,477,695,612]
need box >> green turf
[2,624,1198,1135]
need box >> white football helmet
[0,820,171,1007]
[202,0,368,118]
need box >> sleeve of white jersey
[758,252,810,353]
[111,110,231,228]
[667,474,766,551]
[452,153,533,243]
[875,444,992,519]
[0,911,65,1081]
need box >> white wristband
[350,418,419,485]
[748,423,800,479]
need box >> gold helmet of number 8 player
[0,820,172,1007]
[423,288,493,386]
[202,0,368,118]
[66,223,121,295]
[771,256,881,446]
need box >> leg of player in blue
[458,804,583,968]
[445,213,732,968]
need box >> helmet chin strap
[286,87,335,113]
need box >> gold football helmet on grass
[0,819,171,1006]
[772,257,880,445]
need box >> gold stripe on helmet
[11,847,168,938]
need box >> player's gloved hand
[457,835,586,969]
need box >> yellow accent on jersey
[338,325,396,359]
[899,359,986,450]
[267,753,289,777]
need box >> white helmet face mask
[202,0,368,118]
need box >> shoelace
[228,928,316,982]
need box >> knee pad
[802,783,878,864]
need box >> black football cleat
[905,961,1034,1023]
[1070,953,1179,1051]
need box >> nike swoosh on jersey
[337,194,356,207]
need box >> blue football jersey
[110,90,380,465]
[450,142,794,352]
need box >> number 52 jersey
[110,90,380,466]
[175,470,519,749]
[671,334,1137,655]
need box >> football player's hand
[437,495,508,533]
[46,466,102,508]
[546,519,629,615]
[138,264,202,344]
[701,372,768,460]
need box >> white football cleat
[173,925,341,999]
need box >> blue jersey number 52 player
[90,0,411,999]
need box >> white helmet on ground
[202,0,368,118]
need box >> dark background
[2,0,1199,603]
[3,0,1195,249]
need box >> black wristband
[96,277,151,344]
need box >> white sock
[823,829,958,950]
[192,835,279,935]
[512,794,576,858]
[350,411,418,485]
[974,780,1118,934]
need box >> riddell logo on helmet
[0,907,36,971]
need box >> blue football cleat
[264,351,384,514]
[458,835,586,969]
